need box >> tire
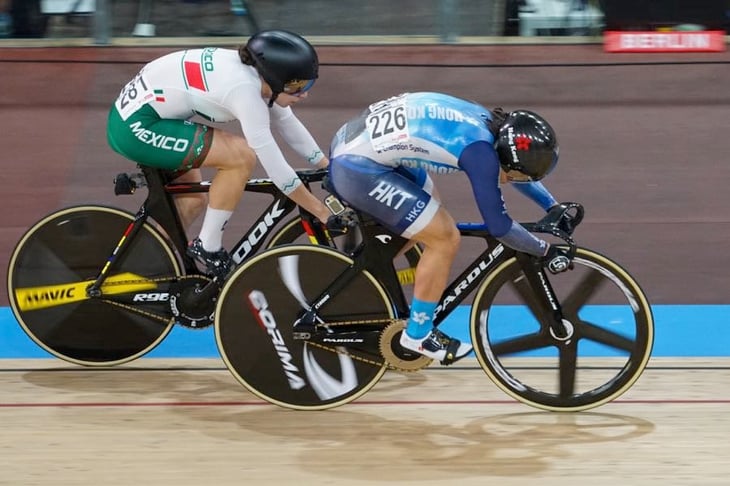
[268,216,421,288]
[215,244,394,410]
[470,247,654,411]
[7,206,182,366]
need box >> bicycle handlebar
[322,195,586,260]
[293,167,329,183]
[522,202,584,258]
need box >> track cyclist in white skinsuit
[328,92,572,364]
[107,30,331,278]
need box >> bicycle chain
[314,317,400,327]
[304,340,393,369]
[100,298,173,324]
[97,275,181,325]
[301,317,397,371]
[99,275,178,287]
[303,319,431,372]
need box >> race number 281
[114,72,154,121]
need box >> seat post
[141,167,192,269]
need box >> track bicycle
[214,202,654,411]
[6,165,419,366]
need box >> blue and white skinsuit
[328,91,557,256]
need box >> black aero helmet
[243,30,319,106]
[495,110,559,181]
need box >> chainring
[379,321,433,372]
[168,275,217,329]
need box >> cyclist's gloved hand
[326,208,358,236]
[542,245,573,274]
[547,203,577,235]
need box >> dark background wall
[8,0,509,39]
[2,44,729,305]
[7,0,730,41]
[600,0,730,31]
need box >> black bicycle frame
[301,218,565,336]
[87,165,329,295]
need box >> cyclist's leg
[390,166,453,300]
[108,103,254,275]
[408,207,460,301]
[169,168,206,230]
[107,104,213,174]
[392,166,434,261]
[329,155,470,364]
[108,104,210,232]
[198,129,256,213]
[329,156,453,298]
[398,207,472,363]
[192,129,256,273]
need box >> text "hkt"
[368,181,413,209]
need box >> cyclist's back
[126,48,262,123]
[330,92,495,174]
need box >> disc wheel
[7,205,181,365]
[215,245,395,410]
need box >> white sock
[198,207,232,251]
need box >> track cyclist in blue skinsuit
[328,91,571,364]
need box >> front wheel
[7,205,181,366]
[470,247,654,411]
[215,244,394,410]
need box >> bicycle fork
[516,254,574,343]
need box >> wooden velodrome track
[2,357,730,485]
[2,42,730,484]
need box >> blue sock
[406,298,438,339]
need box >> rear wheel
[470,247,653,411]
[215,244,394,410]
[7,206,181,366]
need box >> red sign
[604,30,726,53]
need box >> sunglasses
[283,78,316,96]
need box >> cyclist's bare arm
[287,184,331,222]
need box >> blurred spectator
[0,0,11,37]
[503,0,524,36]
[9,0,48,38]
